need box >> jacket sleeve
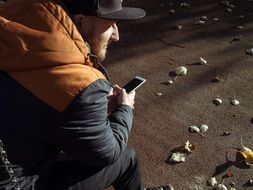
[52,79,133,167]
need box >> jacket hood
[0,0,105,111]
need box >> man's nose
[111,23,119,42]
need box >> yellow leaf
[239,149,253,166]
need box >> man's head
[63,0,146,61]
[73,15,119,62]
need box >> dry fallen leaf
[207,177,218,186]
[200,124,209,132]
[230,98,239,106]
[169,152,187,162]
[240,149,253,166]
[155,92,162,96]
[246,48,253,55]
[199,57,208,65]
[217,184,228,190]
[170,9,175,14]
[189,125,206,138]
[230,36,242,43]
[195,20,205,25]
[176,25,183,30]
[214,98,222,105]
[180,2,191,8]
[174,66,187,81]
[239,136,253,166]
[175,66,187,75]
[236,25,243,29]
[221,131,231,136]
[164,80,173,85]
[220,1,229,6]
[211,74,224,82]
[184,140,197,153]
[248,179,253,186]
[189,126,200,133]
[200,16,208,20]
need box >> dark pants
[46,147,143,190]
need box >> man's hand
[108,85,135,114]
[120,89,135,109]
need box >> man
[0,0,172,189]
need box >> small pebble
[238,15,244,19]
[227,8,232,12]
[213,18,219,21]
[156,92,162,96]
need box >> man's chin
[92,46,107,61]
[97,50,107,62]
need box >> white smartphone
[122,76,146,93]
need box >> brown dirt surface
[105,0,253,189]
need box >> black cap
[63,0,146,20]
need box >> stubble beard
[91,39,107,62]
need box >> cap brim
[98,7,146,20]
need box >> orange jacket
[0,0,105,111]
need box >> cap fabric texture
[62,0,146,20]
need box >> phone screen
[123,77,145,93]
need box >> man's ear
[73,14,86,28]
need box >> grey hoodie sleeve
[55,79,133,167]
